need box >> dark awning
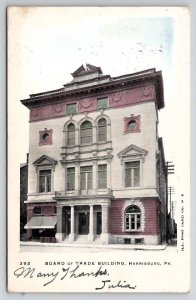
[24,216,57,229]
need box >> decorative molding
[95,113,111,126]
[52,103,64,117]
[124,115,141,134]
[118,144,148,164]
[141,85,154,98]
[110,92,122,104]
[121,199,145,232]
[33,155,57,169]
[39,129,53,146]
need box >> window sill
[123,186,141,190]
[37,192,54,195]
[124,229,142,232]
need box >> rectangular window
[125,214,141,230]
[125,161,140,187]
[66,103,77,115]
[97,97,108,109]
[33,206,41,215]
[39,170,51,193]
[98,164,107,189]
[124,238,131,244]
[67,167,75,191]
[80,166,92,190]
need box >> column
[107,159,112,190]
[107,122,111,141]
[69,205,75,241]
[75,128,79,146]
[75,162,80,193]
[55,206,65,242]
[93,125,97,144]
[92,161,97,191]
[88,205,94,242]
[100,204,110,244]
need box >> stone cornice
[21,69,164,110]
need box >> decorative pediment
[71,63,103,78]
[33,155,57,167]
[118,144,147,163]
[71,65,86,77]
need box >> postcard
[7,7,190,293]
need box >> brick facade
[109,198,160,236]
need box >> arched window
[98,118,107,142]
[67,123,75,146]
[80,120,92,144]
[125,205,141,230]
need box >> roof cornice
[21,69,164,109]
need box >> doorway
[79,212,89,234]
[97,212,102,235]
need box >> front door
[97,212,102,235]
[79,212,89,234]
[65,210,71,235]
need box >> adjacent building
[21,64,167,245]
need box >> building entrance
[79,212,89,234]
[97,212,102,234]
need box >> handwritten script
[13,265,136,290]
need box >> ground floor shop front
[25,198,166,245]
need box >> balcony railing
[54,188,113,198]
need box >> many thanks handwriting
[13,265,108,287]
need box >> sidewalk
[20,241,167,251]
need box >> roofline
[21,68,164,110]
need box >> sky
[8,7,190,217]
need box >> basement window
[124,238,131,244]
[135,238,144,244]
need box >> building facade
[22,64,167,245]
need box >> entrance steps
[63,235,102,244]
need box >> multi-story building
[22,64,167,245]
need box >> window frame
[39,169,52,193]
[124,161,140,188]
[39,129,53,146]
[80,166,93,190]
[98,164,107,189]
[124,115,141,134]
[67,123,76,146]
[33,206,42,215]
[67,167,75,191]
[97,118,107,143]
[36,166,54,194]
[66,103,77,115]
[97,97,108,110]
[80,120,93,145]
[124,205,141,231]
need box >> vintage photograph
[8,7,190,292]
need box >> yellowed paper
[8,7,190,293]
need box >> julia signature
[96,279,136,290]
